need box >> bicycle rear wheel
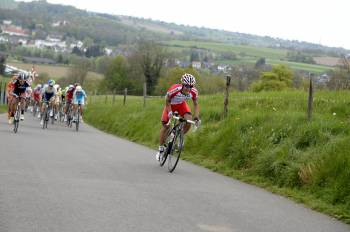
[42,106,48,129]
[167,131,184,172]
[13,109,20,133]
[75,110,80,131]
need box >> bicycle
[66,102,73,128]
[12,95,24,133]
[159,113,199,172]
[32,100,40,117]
[41,101,53,129]
[73,103,82,132]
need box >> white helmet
[181,73,196,86]
[75,86,83,92]
[36,84,42,89]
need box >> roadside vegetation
[85,91,350,224]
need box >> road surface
[0,113,349,232]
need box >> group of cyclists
[5,70,200,164]
[6,71,87,127]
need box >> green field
[0,105,6,113]
[164,40,288,59]
[7,61,103,80]
[163,40,332,73]
[85,91,350,223]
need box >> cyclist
[6,75,17,121]
[61,85,68,103]
[8,73,30,124]
[32,84,42,115]
[156,73,200,161]
[53,84,62,120]
[40,80,57,125]
[72,85,87,122]
[25,86,33,112]
[64,84,75,122]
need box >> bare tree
[67,57,91,86]
[340,55,350,73]
[135,40,167,95]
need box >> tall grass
[85,90,350,223]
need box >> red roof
[3,26,29,36]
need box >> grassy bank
[85,91,350,223]
[0,105,7,113]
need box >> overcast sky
[19,0,350,49]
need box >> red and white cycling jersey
[166,84,198,105]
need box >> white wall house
[191,61,201,69]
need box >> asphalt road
[0,113,349,232]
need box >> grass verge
[85,91,350,224]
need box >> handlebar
[172,116,196,125]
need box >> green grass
[0,105,6,113]
[268,59,332,73]
[85,91,350,224]
[164,40,288,59]
[163,40,332,73]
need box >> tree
[155,67,199,95]
[95,56,113,74]
[136,41,167,95]
[255,57,266,68]
[0,55,6,75]
[67,57,90,86]
[190,49,200,62]
[71,46,83,56]
[251,64,293,92]
[85,45,104,58]
[103,55,130,92]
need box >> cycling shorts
[161,101,191,123]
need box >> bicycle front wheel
[13,111,20,133]
[167,132,184,172]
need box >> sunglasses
[183,84,193,88]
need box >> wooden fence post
[307,73,314,121]
[223,75,231,118]
[0,81,2,105]
[113,90,116,105]
[143,82,147,107]
[123,88,127,106]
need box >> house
[51,20,69,27]
[191,61,201,69]
[1,25,29,37]
[34,39,66,51]
[70,40,83,49]
[314,73,330,84]
[3,20,12,25]
[0,36,8,43]
[104,48,113,56]
[217,64,228,72]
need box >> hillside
[0,0,17,9]
[0,0,349,56]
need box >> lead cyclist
[156,73,200,161]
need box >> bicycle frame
[13,96,24,133]
[160,114,197,172]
